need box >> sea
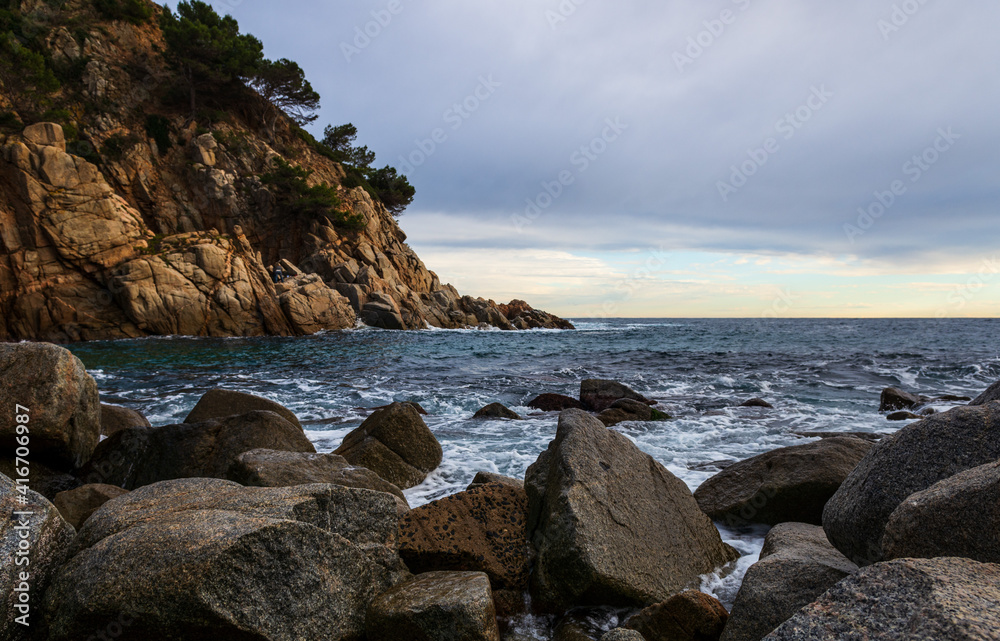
[66,317,999,623]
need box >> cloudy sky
[208,0,999,318]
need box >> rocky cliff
[0,1,572,341]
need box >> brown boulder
[878,387,926,412]
[627,590,729,641]
[598,398,670,427]
[52,483,129,529]
[184,388,302,428]
[473,403,523,420]
[528,394,585,412]
[100,403,151,437]
[580,379,655,412]
[467,471,523,491]
[970,379,1000,406]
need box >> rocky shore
[3,341,1000,641]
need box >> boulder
[878,386,926,412]
[335,402,443,490]
[0,458,80,501]
[694,437,872,527]
[473,403,523,420]
[43,478,408,641]
[601,630,645,641]
[528,393,585,412]
[822,403,1000,566]
[53,483,129,529]
[740,398,774,409]
[970,379,1000,406]
[627,590,729,641]
[399,482,531,590]
[886,411,921,421]
[882,460,1000,564]
[226,448,409,513]
[23,122,66,150]
[278,273,357,334]
[763,557,1000,640]
[80,410,315,490]
[579,379,655,412]
[527,409,739,610]
[720,523,857,641]
[2,473,75,640]
[184,388,302,428]
[0,342,100,469]
[372,401,429,415]
[598,398,670,427]
[467,471,523,491]
[100,403,152,437]
[366,571,500,641]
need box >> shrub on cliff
[321,123,415,216]
[261,158,364,230]
[94,0,154,25]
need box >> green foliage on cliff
[246,58,320,136]
[366,166,416,216]
[144,114,172,154]
[320,123,415,216]
[0,33,60,115]
[94,0,154,25]
[261,158,364,231]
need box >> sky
[207,0,999,318]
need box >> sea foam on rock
[526,409,739,610]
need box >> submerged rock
[579,379,655,412]
[527,409,738,610]
[878,387,926,412]
[528,393,585,412]
[740,398,774,409]
[597,398,670,427]
[467,471,523,491]
[473,403,523,420]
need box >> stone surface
[823,403,1000,566]
[627,590,729,641]
[970,380,1000,406]
[694,437,872,527]
[579,379,655,412]
[721,523,857,641]
[399,482,531,590]
[335,402,443,490]
[52,483,129,529]
[597,398,670,427]
[601,630,646,641]
[80,410,315,490]
[184,388,302,428]
[467,471,523,491]
[44,478,408,641]
[100,403,152,436]
[740,398,774,409]
[528,393,585,412]
[366,571,500,641]
[886,410,921,421]
[527,409,739,610]
[473,402,523,420]
[0,342,101,469]
[882,460,1000,564]
[763,557,1000,641]
[227,447,409,512]
[878,386,926,412]
[1,473,75,641]
[0,458,81,501]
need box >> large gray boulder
[579,379,655,412]
[526,409,739,610]
[694,437,872,527]
[366,571,500,641]
[0,342,100,468]
[721,523,857,641]
[882,460,1000,564]
[100,403,152,437]
[763,557,1000,640]
[1,473,75,641]
[184,388,302,428]
[822,403,1000,566]
[335,402,443,490]
[80,410,315,490]
[226,448,408,512]
[43,478,408,641]
[970,379,1000,406]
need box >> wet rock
[882,459,1000,564]
[100,403,152,437]
[579,379,655,412]
[336,402,443,490]
[0,458,81,501]
[601,630,645,641]
[366,571,500,641]
[44,478,408,641]
[474,403,523,420]
[498,299,575,330]
[823,403,1000,566]
[694,437,872,526]
[372,400,429,415]
[763,557,1000,640]
[627,590,729,641]
[721,523,857,641]
[597,398,670,427]
[52,483,129,529]
[740,398,774,409]
[878,387,927,412]
[184,388,302,428]
[227,448,409,512]
[527,409,739,610]
[0,342,100,469]
[528,393,586,412]
[400,482,531,590]
[467,471,523,491]
[969,379,1000,406]
[2,473,75,641]
[80,410,315,490]
[790,431,888,442]
[885,411,921,421]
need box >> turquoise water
[66,318,1000,608]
